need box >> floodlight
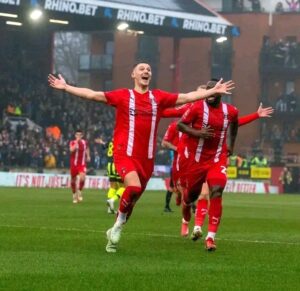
[0,12,18,18]
[117,22,129,31]
[6,21,22,26]
[30,8,43,21]
[216,36,228,43]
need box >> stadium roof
[0,0,234,37]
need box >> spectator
[233,0,244,12]
[285,0,299,12]
[248,0,261,12]
[275,1,284,12]
[279,167,293,193]
[286,91,297,112]
[251,151,268,167]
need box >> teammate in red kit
[177,79,239,251]
[48,64,234,253]
[69,129,90,203]
[161,120,182,212]
[191,103,274,241]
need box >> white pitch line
[1,224,300,246]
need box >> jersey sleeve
[163,122,177,142]
[154,90,178,109]
[180,103,198,125]
[230,106,239,123]
[161,103,191,118]
[238,112,259,126]
[104,89,126,107]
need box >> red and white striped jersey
[105,89,178,159]
[163,121,182,148]
[69,139,88,167]
[180,100,238,164]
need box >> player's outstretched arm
[257,103,274,117]
[238,103,274,126]
[177,122,215,139]
[48,74,107,103]
[176,78,235,105]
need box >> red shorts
[114,155,154,189]
[70,165,87,177]
[171,153,180,188]
[179,158,227,194]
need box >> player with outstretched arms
[48,63,234,253]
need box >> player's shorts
[107,161,122,182]
[171,153,180,189]
[70,165,87,177]
[114,155,154,190]
[183,162,227,193]
[179,157,228,194]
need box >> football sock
[165,190,173,208]
[118,186,143,222]
[107,188,117,199]
[206,232,216,241]
[182,200,192,222]
[208,197,222,233]
[115,211,127,227]
[71,177,76,194]
[195,199,208,227]
[79,179,85,191]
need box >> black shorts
[107,161,122,182]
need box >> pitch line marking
[0,224,299,246]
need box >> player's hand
[257,103,274,117]
[213,78,235,95]
[87,156,91,162]
[196,126,215,139]
[48,74,67,90]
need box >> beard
[206,96,221,107]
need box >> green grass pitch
[0,187,300,291]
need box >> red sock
[208,197,222,233]
[71,177,76,194]
[195,199,208,227]
[182,189,192,222]
[118,186,143,221]
[79,179,85,191]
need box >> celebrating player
[69,129,90,203]
[48,63,235,253]
[177,79,239,251]
[191,103,274,241]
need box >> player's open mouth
[142,76,149,80]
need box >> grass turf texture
[0,187,300,291]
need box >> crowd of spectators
[0,47,170,170]
[230,0,300,13]
[275,91,298,113]
[261,38,300,69]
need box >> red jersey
[161,103,192,118]
[105,89,178,159]
[180,100,238,164]
[70,139,88,167]
[163,121,182,147]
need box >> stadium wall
[0,172,278,193]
